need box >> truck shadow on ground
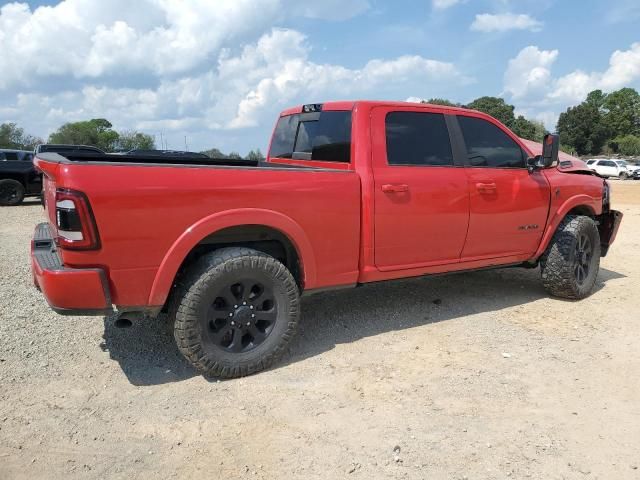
[101,266,625,386]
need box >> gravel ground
[1,184,639,480]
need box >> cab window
[458,116,526,168]
[385,111,453,166]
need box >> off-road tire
[540,215,601,299]
[619,172,629,180]
[0,179,25,206]
[173,247,300,378]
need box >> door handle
[476,182,497,193]
[382,184,409,193]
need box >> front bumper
[599,210,623,257]
[31,223,112,315]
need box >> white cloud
[503,43,640,104]
[0,0,286,87]
[1,25,469,150]
[504,46,558,99]
[432,0,462,10]
[549,42,640,103]
[2,0,462,151]
[502,42,640,132]
[471,13,543,32]
[0,0,373,90]
[229,36,466,128]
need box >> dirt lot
[1,182,639,480]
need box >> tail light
[55,189,100,250]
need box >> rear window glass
[2,152,19,161]
[385,111,453,166]
[269,111,351,162]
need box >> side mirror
[527,155,543,172]
[542,133,560,167]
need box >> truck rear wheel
[540,215,601,299]
[0,179,25,206]
[173,247,300,378]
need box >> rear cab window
[385,111,453,166]
[269,110,352,163]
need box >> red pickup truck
[31,101,622,378]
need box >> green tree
[115,131,155,151]
[228,151,242,160]
[511,116,546,142]
[611,135,640,156]
[585,89,607,111]
[200,148,227,159]
[557,103,608,156]
[245,149,265,161]
[0,122,44,150]
[466,96,515,127]
[48,118,120,151]
[602,87,640,138]
[422,98,459,107]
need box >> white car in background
[615,160,640,179]
[586,159,639,179]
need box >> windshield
[616,160,628,166]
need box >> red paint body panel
[31,239,109,311]
[462,168,550,259]
[31,100,619,314]
[369,105,469,269]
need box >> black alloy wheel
[205,279,277,353]
[574,233,592,286]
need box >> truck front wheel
[540,215,601,299]
[173,247,300,378]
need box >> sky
[1,0,639,154]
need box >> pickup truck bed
[35,152,361,309]
[57,151,262,167]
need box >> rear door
[372,106,469,270]
[453,114,550,259]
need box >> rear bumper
[599,210,623,257]
[31,223,112,315]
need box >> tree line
[0,118,155,152]
[556,88,640,156]
[425,89,640,157]
[422,96,547,143]
[0,118,264,160]
[200,147,265,161]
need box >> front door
[372,107,470,270]
[454,114,550,259]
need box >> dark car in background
[0,149,41,206]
